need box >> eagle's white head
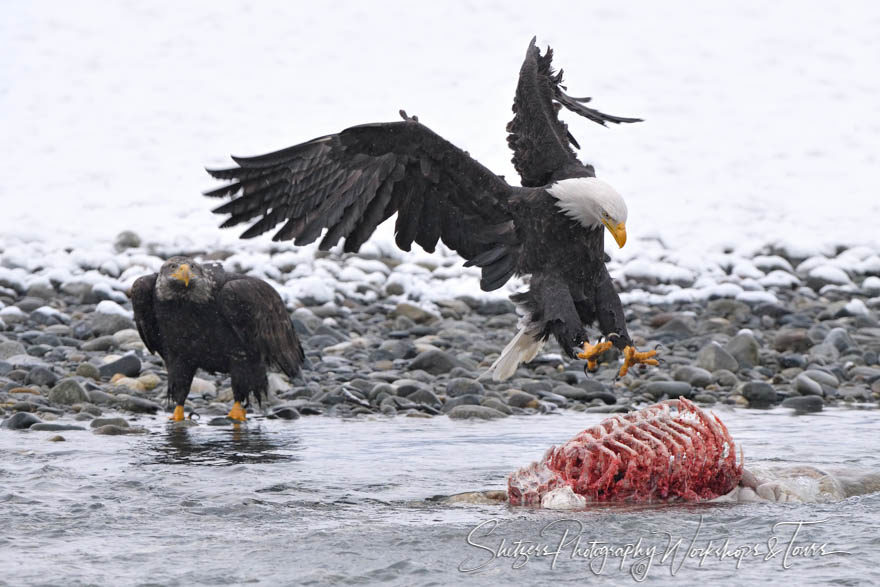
[547,177,628,247]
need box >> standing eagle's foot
[618,346,660,378]
[577,340,613,373]
[226,401,247,421]
[169,405,185,422]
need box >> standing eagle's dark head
[155,256,215,303]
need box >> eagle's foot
[618,346,659,377]
[227,401,247,421]
[169,405,185,422]
[577,340,613,372]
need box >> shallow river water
[2,406,878,586]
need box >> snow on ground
[2,0,879,300]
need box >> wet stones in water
[697,342,739,373]
[673,366,713,388]
[641,381,693,400]
[48,435,65,442]
[444,378,484,397]
[741,381,778,407]
[781,395,824,413]
[93,424,147,435]
[1,411,42,429]
[48,379,90,405]
[269,405,301,420]
[481,398,513,415]
[441,394,484,412]
[447,405,508,420]
[725,332,760,368]
[90,417,130,429]
[25,366,58,387]
[99,354,141,378]
[30,423,87,431]
[408,349,463,375]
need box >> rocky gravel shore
[2,232,879,433]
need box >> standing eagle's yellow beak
[602,220,627,248]
[170,264,193,287]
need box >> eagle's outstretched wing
[205,115,521,291]
[130,274,164,356]
[217,276,305,378]
[506,37,642,188]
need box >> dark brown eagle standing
[130,256,305,421]
[204,38,658,381]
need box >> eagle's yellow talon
[169,405,185,422]
[618,346,659,377]
[578,341,613,372]
[227,401,247,421]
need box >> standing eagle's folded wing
[506,37,642,188]
[216,277,305,378]
[205,116,522,291]
[130,274,164,356]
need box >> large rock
[725,333,760,368]
[90,313,136,336]
[1,412,42,429]
[99,354,142,379]
[781,395,824,413]
[393,302,439,324]
[794,374,823,396]
[48,379,90,405]
[642,381,693,400]
[0,340,26,360]
[506,390,539,408]
[673,366,713,388]
[445,378,484,397]
[697,343,739,372]
[774,329,812,353]
[408,349,463,375]
[741,381,778,407]
[114,394,162,414]
[26,366,58,387]
[447,405,508,420]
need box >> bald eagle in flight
[204,38,658,380]
[131,257,305,421]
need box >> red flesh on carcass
[508,398,742,505]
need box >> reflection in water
[144,423,302,466]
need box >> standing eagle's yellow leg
[227,402,247,421]
[169,405,185,422]
[577,341,613,372]
[618,346,660,377]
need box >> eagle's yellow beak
[170,264,193,287]
[602,220,627,248]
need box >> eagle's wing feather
[130,274,164,356]
[207,118,522,290]
[506,37,642,187]
[217,276,305,378]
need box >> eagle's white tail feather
[480,326,544,382]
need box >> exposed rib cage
[508,399,742,505]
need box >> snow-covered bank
[3,0,879,258]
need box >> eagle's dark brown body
[131,257,304,416]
